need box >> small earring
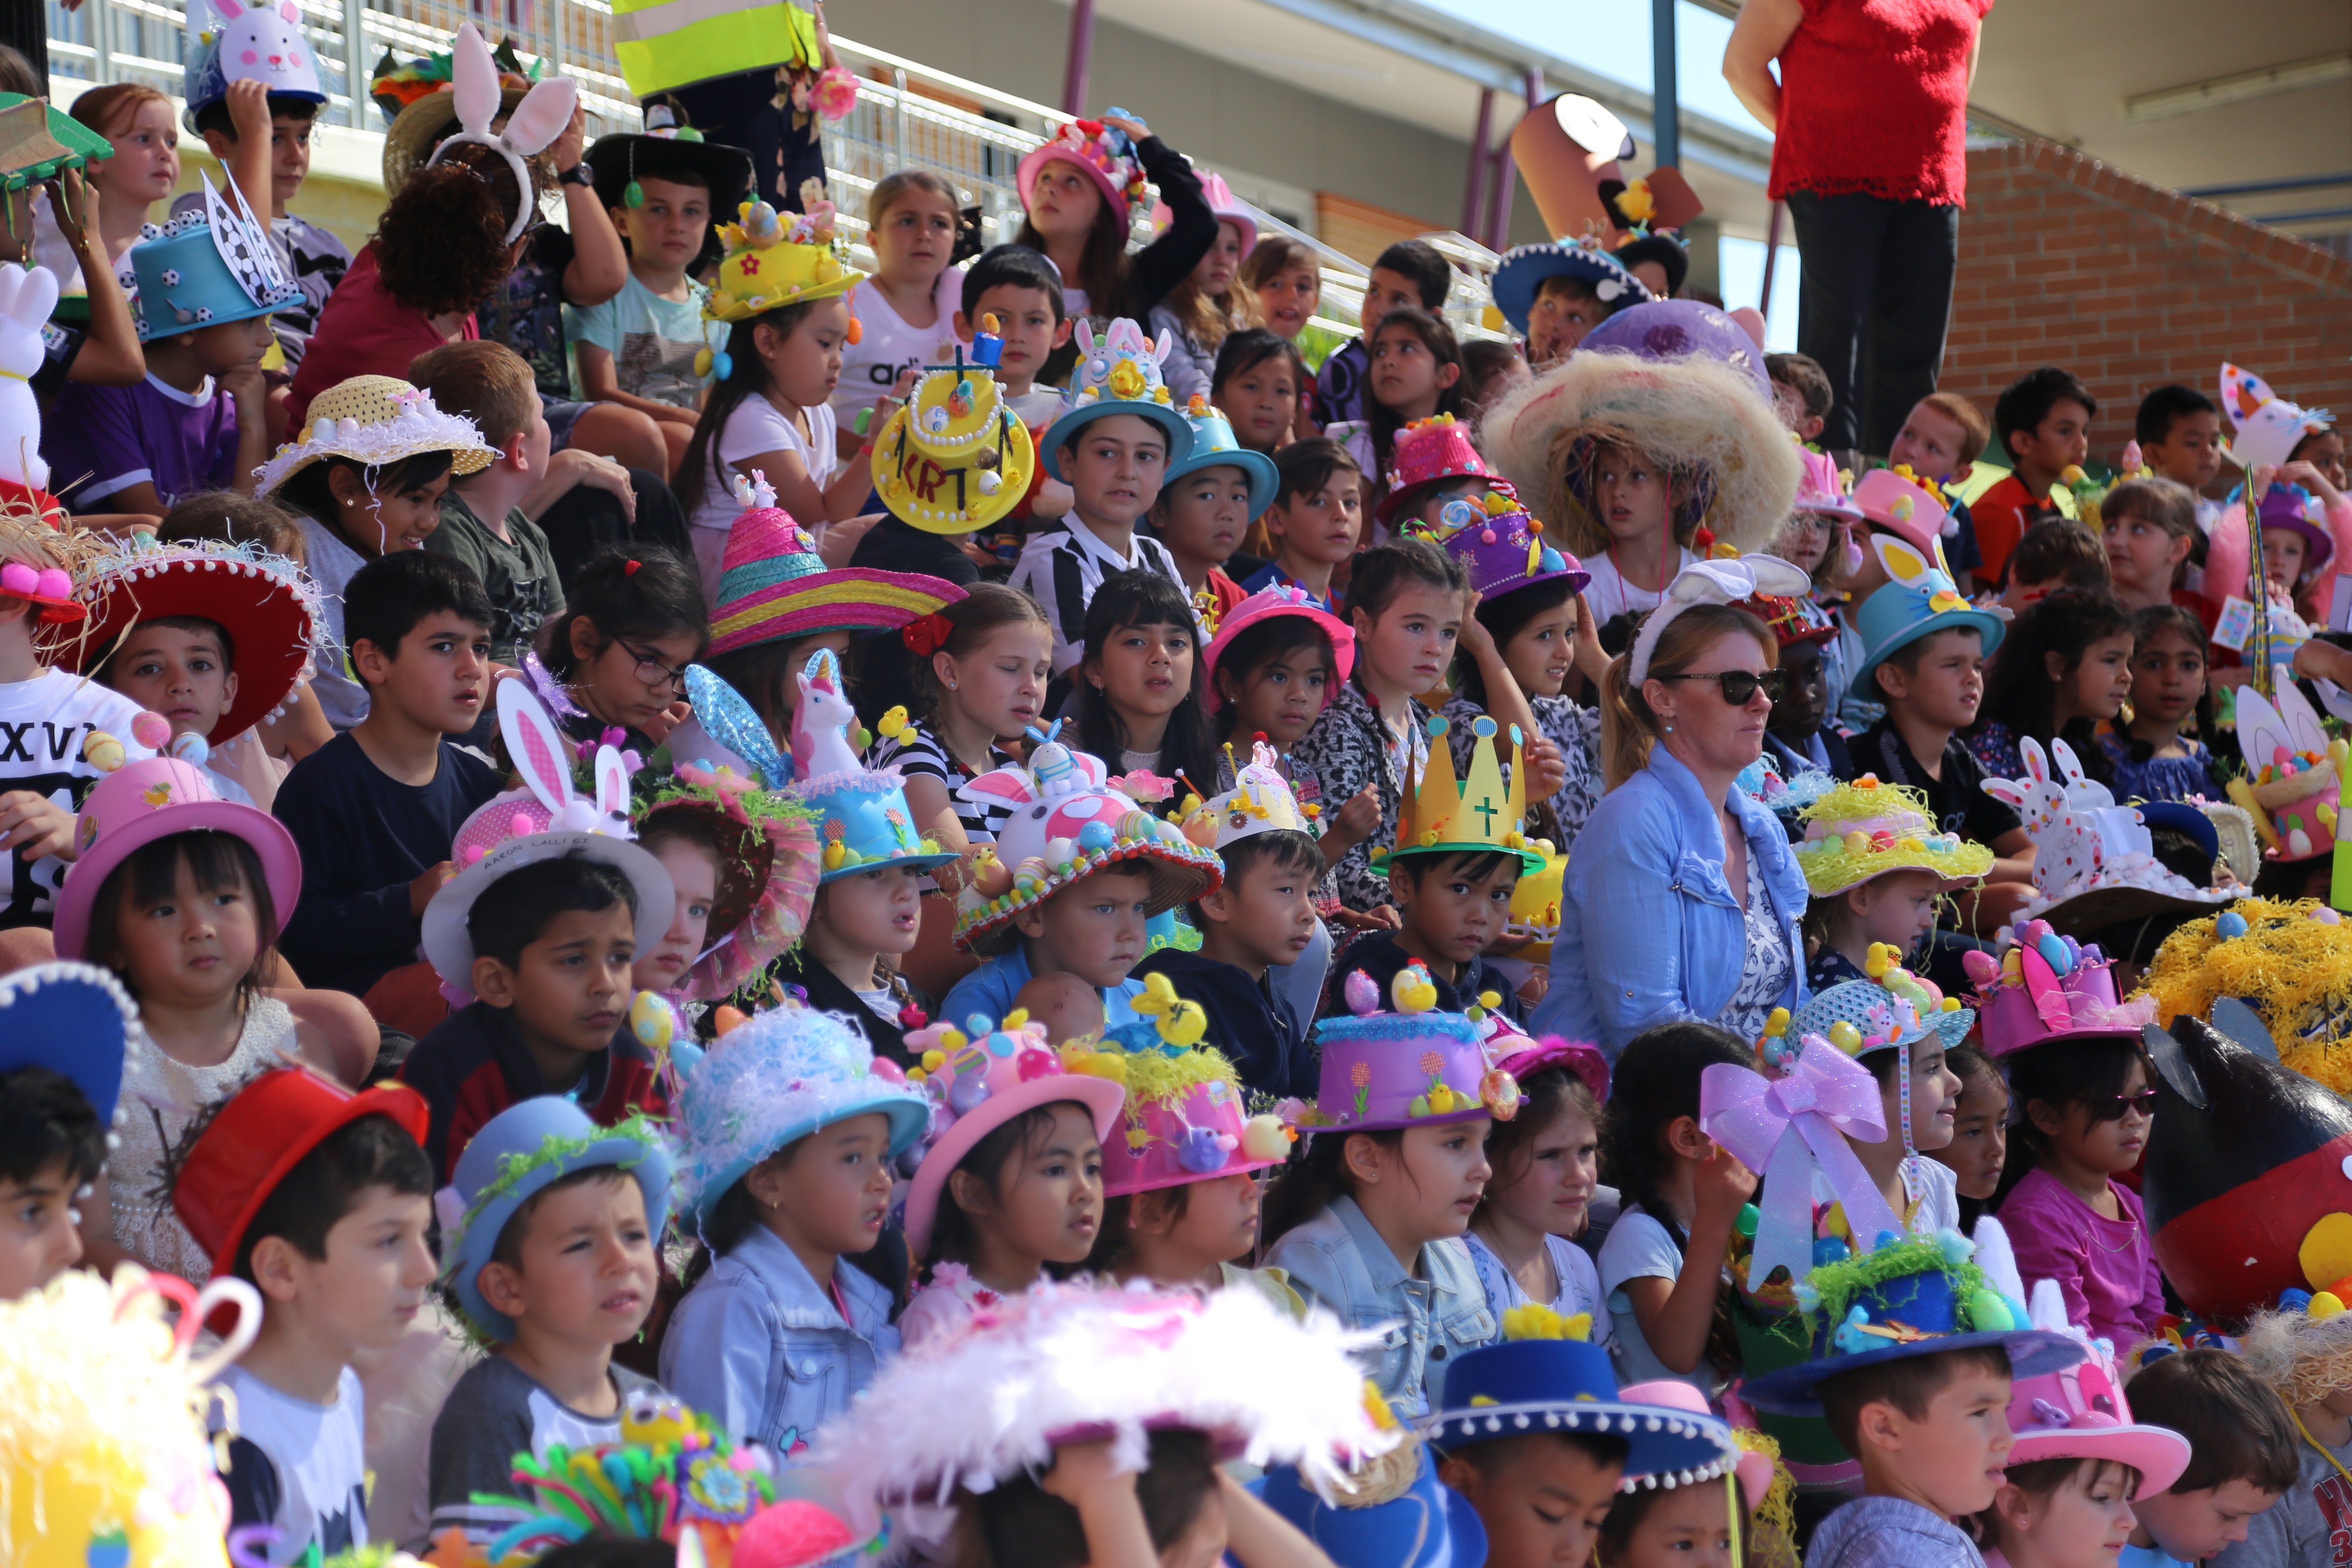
[1663,722,1674,733]
[946,678,957,690]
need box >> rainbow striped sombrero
[707,504,963,656]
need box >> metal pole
[341,0,366,127]
[1060,0,1095,116]
[1462,86,1493,240]
[1758,199,1784,329]
[1652,0,1679,168]
[89,0,113,84]
[1486,69,1540,251]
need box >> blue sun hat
[1255,1442,1488,1568]
[1164,393,1278,518]
[441,1098,673,1342]
[0,961,143,1124]
[1491,233,1651,335]
[1041,317,1194,482]
[127,172,302,341]
[675,1003,931,1230]
[785,646,959,883]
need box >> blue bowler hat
[1164,395,1277,519]
[1255,1444,1486,1568]
[0,961,141,1123]
[1424,1332,1737,1487]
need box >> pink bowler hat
[55,757,303,962]
[2003,1288,2190,1497]
[1201,584,1355,715]
[899,1012,1126,1256]
[1620,1381,1773,1509]
[1102,1048,1292,1197]
[1375,413,1499,528]
[1851,467,1949,554]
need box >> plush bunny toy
[426,22,578,244]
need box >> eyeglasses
[2095,1089,2160,1120]
[624,642,692,693]
[1658,669,1788,705]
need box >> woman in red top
[1723,0,1992,455]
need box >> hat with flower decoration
[1375,413,1504,529]
[706,197,858,325]
[257,375,493,496]
[1372,713,1544,878]
[1308,964,1525,1131]
[631,762,821,1004]
[1849,533,2009,697]
[1015,113,1152,226]
[870,336,1042,535]
[784,646,958,885]
[1433,489,1589,603]
[1040,318,1194,482]
[1793,777,1995,897]
[127,172,302,343]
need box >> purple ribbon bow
[1700,1037,1903,1289]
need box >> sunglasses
[2093,1089,2159,1120]
[1658,669,1788,705]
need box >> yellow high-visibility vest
[610,0,819,98]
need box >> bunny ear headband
[1628,555,1811,687]
[426,22,578,243]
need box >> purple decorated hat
[1307,963,1524,1130]
[1434,490,1589,602]
[1578,298,1774,405]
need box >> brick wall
[1942,140,2352,464]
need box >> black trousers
[1785,190,1960,456]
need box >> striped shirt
[871,714,1019,848]
[1007,515,1188,675]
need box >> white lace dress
[108,995,300,1280]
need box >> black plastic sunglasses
[1656,669,1788,705]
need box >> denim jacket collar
[1332,1193,1433,1297]
[731,1225,892,1337]
[1643,745,1803,911]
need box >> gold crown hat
[870,324,1038,535]
[1176,739,1318,851]
[705,193,858,325]
[1373,714,1546,875]
[256,375,494,495]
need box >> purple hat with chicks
[1578,298,1774,405]
[1432,489,1589,602]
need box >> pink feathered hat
[54,758,303,962]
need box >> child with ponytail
[830,170,965,450]
[534,542,707,753]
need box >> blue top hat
[1423,1336,1736,1485]
[1738,1232,2083,1417]
[1491,236,1651,335]
[0,961,141,1123]
[1164,395,1277,519]
[442,1098,673,1342]
[129,172,302,341]
[1255,1445,1487,1568]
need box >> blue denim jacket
[657,1227,897,1454]
[1262,1195,1495,1418]
[1532,745,1807,1055]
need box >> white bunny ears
[1627,554,1811,686]
[425,23,578,244]
[497,677,631,837]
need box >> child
[261,374,494,731]
[1139,747,1326,1098]
[1932,1044,2009,1230]
[769,646,957,1063]
[679,202,867,591]
[2124,1348,2297,1568]
[1150,398,1277,619]
[534,544,707,753]
[2104,605,2221,802]
[1262,977,1514,1414]
[831,170,964,443]
[1491,240,1648,369]
[1596,1384,1786,1568]
[1836,463,1978,733]
[399,680,676,1181]
[939,729,1222,1036]
[1072,569,1220,803]
[2255,482,2336,626]
[1315,238,1451,428]
[428,1098,672,1546]
[1432,1313,1740,1568]
[1213,327,1309,455]
[1289,539,1467,919]
[1242,438,1363,609]
[1241,235,1323,348]
[628,769,807,1012]
[1349,306,1464,499]
[1977,368,2096,586]
[1201,582,1353,760]
[1767,351,1832,444]
[50,176,297,518]
[1012,112,1212,341]
[1594,1020,1756,1394]
[1887,393,1992,592]
[0,964,127,1298]
[952,242,1074,429]
[2220,1306,2352,1568]
[2101,477,2204,617]
[1150,171,1258,406]
[1753,588,1855,784]
[1795,780,1992,989]
[2136,385,2226,535]
[168,1068,435,1562]
[1997,521,2113,614]
[57,83,181,276]
[1785,967,1972,1235]
[270,552,501,1005]
[1466,1040,1612,1330]
[662,1002,932,1450]
[1970,589,2135,784]
[895,1012,1126,1344]
[1772,449,1863,603]
[1376,413,1507,541]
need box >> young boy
[2137,385,2226,535]
[1011,322,1193,676]
[1767,351,1832,445]
[271,552,501,1004]
[2217,1304,2352,1568]
[1975,368,2096,588]
[428,1098,669,1547]
[1997,518,2110,612]
[0,970,120,1298]
[2126,1348,2296,1568]
[170,1069,435,1562]
[1240,438,1363,610]
[1136,762,1326,1099]
[1752,590,1853,779]
[1317,239,1452,426]
[1887,392,1992,591]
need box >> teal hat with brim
[1041,317,1195,482]
[129,173,303,341]
[1848,533,2009,701]
[1164,399,1278,519]
[1788,977,1975,1063]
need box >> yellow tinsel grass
[2141,897,2352,1098]
[1792,779,1994,895]
[1111,1042,1245,1111]
[1732,1428,1801,1568]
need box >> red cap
[172,1069,431,1280]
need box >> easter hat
[1376,414,1501,529]
[869,339,1042,535]
[1744,589,1839,651]
[706,197,858,322]
[0,961,144,1125]
[1792,777,1994,897]
[1434,490,1589,603]
[442,1097,673,1342]
[1424,1306,1738,1486]
[1308,967,1524,1131]
[584,126,753,225]
[1101,1039,1293,1197]
[785,646,958,884]
[1039,318,1194,483]
[1165,394,1278,518]
[1849,533,2009,698]
[378,24,570,206]
[630,767,821,1004]
[895,1013,1125,1257]
[2003,1280,2190,1497]
[2221,362,2332,473]
[1850,466,1951,555]
[414,24,576,242]
[673,1001,931,1227]
[1016,114,1150,227]
[1200,583,1355,715]
[1978,735,2235,929]
[1255,1440,1487,1568]
[1794,447,1864,522]
[71,536,324,743]
[2228,676,2343,865]
[127,172,303,342]
[1783,972,1975,1066]
[171,1067,430,1279]
[53,757,303,965]
[256,374,494,495]
[1965,918,2159,1058]
[707,487,965,656]
[180,0,325,134]
[2258,482,2334,573]
[1490,232,1651,336]
[1372,713,1545,876]
[1176,738,1320,853]
[1153,168,1257,255]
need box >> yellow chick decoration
[1131,972,1209,1048]
[877,705,911,744]
[1390,962,1440,1014]
[1502,1302,1593,1341]
[619,1394,698,1449]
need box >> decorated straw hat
[1308,965,1524,1131]
[706,198,858,324]
[1792,776,1994,897]
[1743,588,1839,651]
[1014,115,1150,227]
[869,336,1040,535]
[707,485,963,656]
[1040,318,1193,482]
[376,26,561,192]
[257,375,493,495]
[785,646,958,884]
[1375,413,1501,528]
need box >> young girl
[662,1002,932,1452]
[1931,1044,2009,1231]
[831,170,965,454]
[260,374,492,732]
[1014,112,1212,356]
[1203,585,1351,763]
[58,760,334,1282]
[629,768,811,1011]
[1978,1325,2187,1568]
[1243,438,1364,610]
[2102,604,2223,802]
[1794,781,1992,989]
[1997,1035,2167,1349]
[1075,570,1220,796]
[1570,439,1700,638]
[1783,970,1968,1238]
[537,543,707,753]
[1149,398,1277,620]
[1150,174,1258,406]
[1213,328,1309,457]
[1465,1041,1611,1337]
[1969,589,2136,786]
[1599,1386,1786,1568]
[680,205,869,592]
[1595,1020,1757,1394]
[2099,477,2202,616]
[1352,306,1464,505]
[55,83,178,280]
[895,1016,1125,1346]
[1242,235,1322,345]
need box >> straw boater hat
[257,375,493,496]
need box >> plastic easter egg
[1735,1203,1760,1238]
[1408,1094,1433,1119]
[2283,1288,2315,1312]
[1967,1289,2013,1332]
[2037,932,2072,974]
[713,1005,749,1035]
[671,1040,704,1079]
[2001,947,2024,982]
[1078,820,1115,851]
[81,731,125,773]
[168,730,209,765]
[870,1057,907,1084]
[129,710,171,750]
[949,1070,992,1115]
[2217,910,2250,940]
[1481,1068,1520,1118]
[1812,1237,1851,1266]
[2313,1291,2347,1321]
[1827,1020,1862,1054]
[628,990,675,1051]
[1045,836,1076,871]
[1343,969,1381,1017]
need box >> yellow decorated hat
[1371,712,1544,876]
[1793,775,1995,897]
[870,326,1037,534]
[1505,843,1566,959]
[706,196,858,324]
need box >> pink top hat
[2003,1287,2190,1497]
[1375,414,1498,528]
[1620,1381,1773,1509]
[1794,448,1862,521]
[54,757,303,962]
[1200,584,1355,715]
[1101,1047,1291,1197]
[1963,920,2151,1058]
[1850,466,1949,554]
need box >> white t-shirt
[0,668,156,926]
[1596,1205,1726,1397]
[829,267,965,424]
[1583,547,1699,629]
[209,1365,370,1563]
[687,397,840,591]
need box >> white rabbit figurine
[0,264,57,495]
[1981,737,2102,901]
[197,0,318,99]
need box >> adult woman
[1534,559,1810,1055]
[1721,0,1990,454]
